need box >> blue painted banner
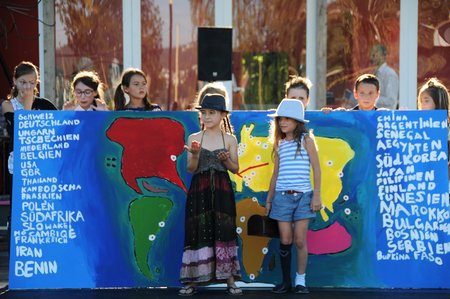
[9,110,449,289]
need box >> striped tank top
[275,138,312,192]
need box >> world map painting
[9,110,449,289]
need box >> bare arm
[265,148,279,215]
[185,134,201,173]
[218,134,239,174]
[2,101,14,138]
[304,134,322,212]
[1,100,13,114]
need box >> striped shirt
[276,138,312,192]
[11,98,24,111]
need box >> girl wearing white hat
[266,99,322,294]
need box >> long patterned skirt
[180,169,241,284]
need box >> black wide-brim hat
[195,93,228,112]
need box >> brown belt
[283,190,303,195]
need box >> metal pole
[167,0,173,110]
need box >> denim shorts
[269,190,316,222]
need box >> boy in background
[322,74,384,112]
[351,73,381,111]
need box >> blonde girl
[266,99,322,294]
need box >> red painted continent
[107,118,187,193]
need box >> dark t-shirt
[351,105,378,111]
[123,104,162,111]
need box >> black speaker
[198,27,232,82]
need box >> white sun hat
[268,98,309,123]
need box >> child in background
[285,76,313,109]
[63,71,108,111]
[113,68,161,111]
[417,78,450,192]
[2,61,57,139]
[266,99,322,294]
[195,82,227,107]
[351,74,381,111]
[179,86,242,296]
[2,61,57,174]
[322,74,382,112]
[1,61,57,242]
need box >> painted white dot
[170,155,177,161]
[245,182,250,187]
[249,135,254,140]
[344,208,351,215]
[255,155,261,161]
[252,197,258,202]
[327,160,333,166]
[262,247,268,254]
[149,234,156,241]
[251,171,256,176]
[240,216,246,222]
[236,227,242,234]
[262,143,269,149]
[256,141,261,146]
[249,274,256,280]
[343,195,349,201]
[158,221,165,228]
[338,172,344,178]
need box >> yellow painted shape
[236,198,272,279]
[231,124,274,192]
[314,137,354,221]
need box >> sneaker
[294,285,309,294]
[271,282,291,294]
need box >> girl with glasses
[63,71,108,111]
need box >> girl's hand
[184,140,201,155]
[217,150,230,162]
[63,101,76,111]
[93,98,109,111]
[310,193,322,212]
[19,86,34,99]
[321,107,333,114]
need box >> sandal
[178,285,198,296]
[226,285,243,296]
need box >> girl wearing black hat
[179,84,242,296]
